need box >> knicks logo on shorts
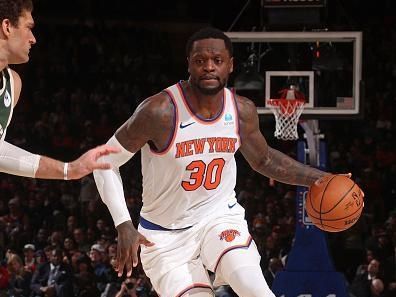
[219,229,240,242]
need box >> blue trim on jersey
[139,216,192,231]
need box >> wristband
[63,162,68,180]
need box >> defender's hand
[68,144,121,179]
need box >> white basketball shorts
[138,202,260,296]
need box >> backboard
[225,31,363,119]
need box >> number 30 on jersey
[182,158,225,191]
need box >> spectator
[89,244,112,293]
[75,271,101,297]
[49,230,64,249]
[30,248,73,297]
[65,216,79,238]
[22,244,36,273]
[7,253,32,297]
[70,251,84,274]
[106,242,117,262]
[100,257,120,297]
[75,254,92,274]
[63,237,77,256]
[33,229,49,252]
[115,277,138,297]
[370,278,385,297]
[0,197,29,236]
[350,259,382,297]
[73,228,90,253]
[34,250,47,267]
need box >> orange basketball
[305,175,364,232]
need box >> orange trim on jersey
[149,89,179,155]
[230,90,241,147]
[176,82,225,125]
[213,235,253,273]
[175,282,213,297]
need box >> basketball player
[94,27,330,296]
[0,0,119,180]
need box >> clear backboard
[225,31,363,119]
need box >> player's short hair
[186,27,233,57]
[0,0,33,27]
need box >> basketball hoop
[267,85,305,140]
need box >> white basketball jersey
[140,82,240,229]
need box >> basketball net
[267,85,305,141]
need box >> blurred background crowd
[0,0,396,296]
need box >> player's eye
[214,58,223,64]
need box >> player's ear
[229,57,234,74]
[1,19,11,37]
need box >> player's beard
[192,77,227,95]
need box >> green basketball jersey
[0,68,14,140]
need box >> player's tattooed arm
[259,147,326,186]
[115,92,175,153]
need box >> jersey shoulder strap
[0,68,14,139]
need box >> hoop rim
[267,98,305,107]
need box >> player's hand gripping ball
[305,175,364,232]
